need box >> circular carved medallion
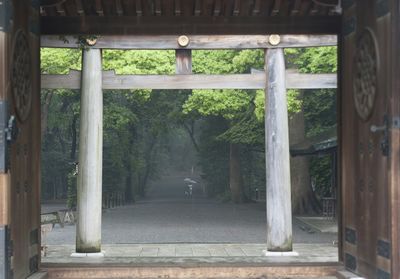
[178,35,190,47]
[11,29,32,122]
[353,28,379,121]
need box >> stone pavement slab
[295,216,338,233]
[42,243,338,265]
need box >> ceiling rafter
[74,0,84,15]
[95,0,104,16]
[55,3,66,16]
[251,0,261,15]
[270,0,282,16]
[213,0,222,16]
[290,0,302,15]
[135,0,143,16]
[233,0,240,16]
[155,0,162,15]
[174,0,182,15]
[39,0,341,30]
[194,0,202,16]
[115,0,124,15]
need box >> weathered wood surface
[340,1,394,278]
[390,3,400,278]
[40,15,341,36]
[41,70,337,90]
[41,35,337,50]
[265,48,292,252]
[4,2,42,277]
[176,49,192,74]
[76,49,103,254]
[0,174,10,225]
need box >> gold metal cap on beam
[178,35,190,47]
[268,35,281,46]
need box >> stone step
[44,264,340,279]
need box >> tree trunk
[41,90,53,139]
[229,143,243,203]
[183,120,200,152]
[70,113,78,161]
[289,93,320,214]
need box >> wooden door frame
[390,0,400,277]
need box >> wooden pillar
[176,49,192,74]
[265,48,293,252]
[76,48,103,254]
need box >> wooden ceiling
[40,0,341,35]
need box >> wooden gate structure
[0,0,399,278]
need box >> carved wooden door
[341,0,399,278]
[0,1,41,278]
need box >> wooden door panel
[0,1,40,278]
[341,0,393,278]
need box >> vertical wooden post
[76,48,103,254]
[176,49,192,74]
[265,48,293,252]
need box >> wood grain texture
[76,49,103,253]
[0,32,9,99]
[390,1,400,277]
[265,48,292,251]
[0,174,10,225]
[40,15,341,35]
[40,35,337,49]
[175,49,192,74]
[4,1,42,277]
[340,0,393,277]
[41,70,336,90]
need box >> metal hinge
[0,101,18,173]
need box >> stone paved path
[42,176,338,245]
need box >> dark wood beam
[40,35,337,49]
[40,15,341,35]
[41,70,337,90]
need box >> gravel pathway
[42,176,337,245]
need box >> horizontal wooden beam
[41,35,337,49]
[41,70,337,90]
[40,15,341,36]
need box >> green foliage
[102,50,175,74]
[286,47,338,199]
[183,89,252,120]
[285,47,337,73]
[41,48,81,74]
[198,117,230,197]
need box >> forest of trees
[41,45,337,214]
